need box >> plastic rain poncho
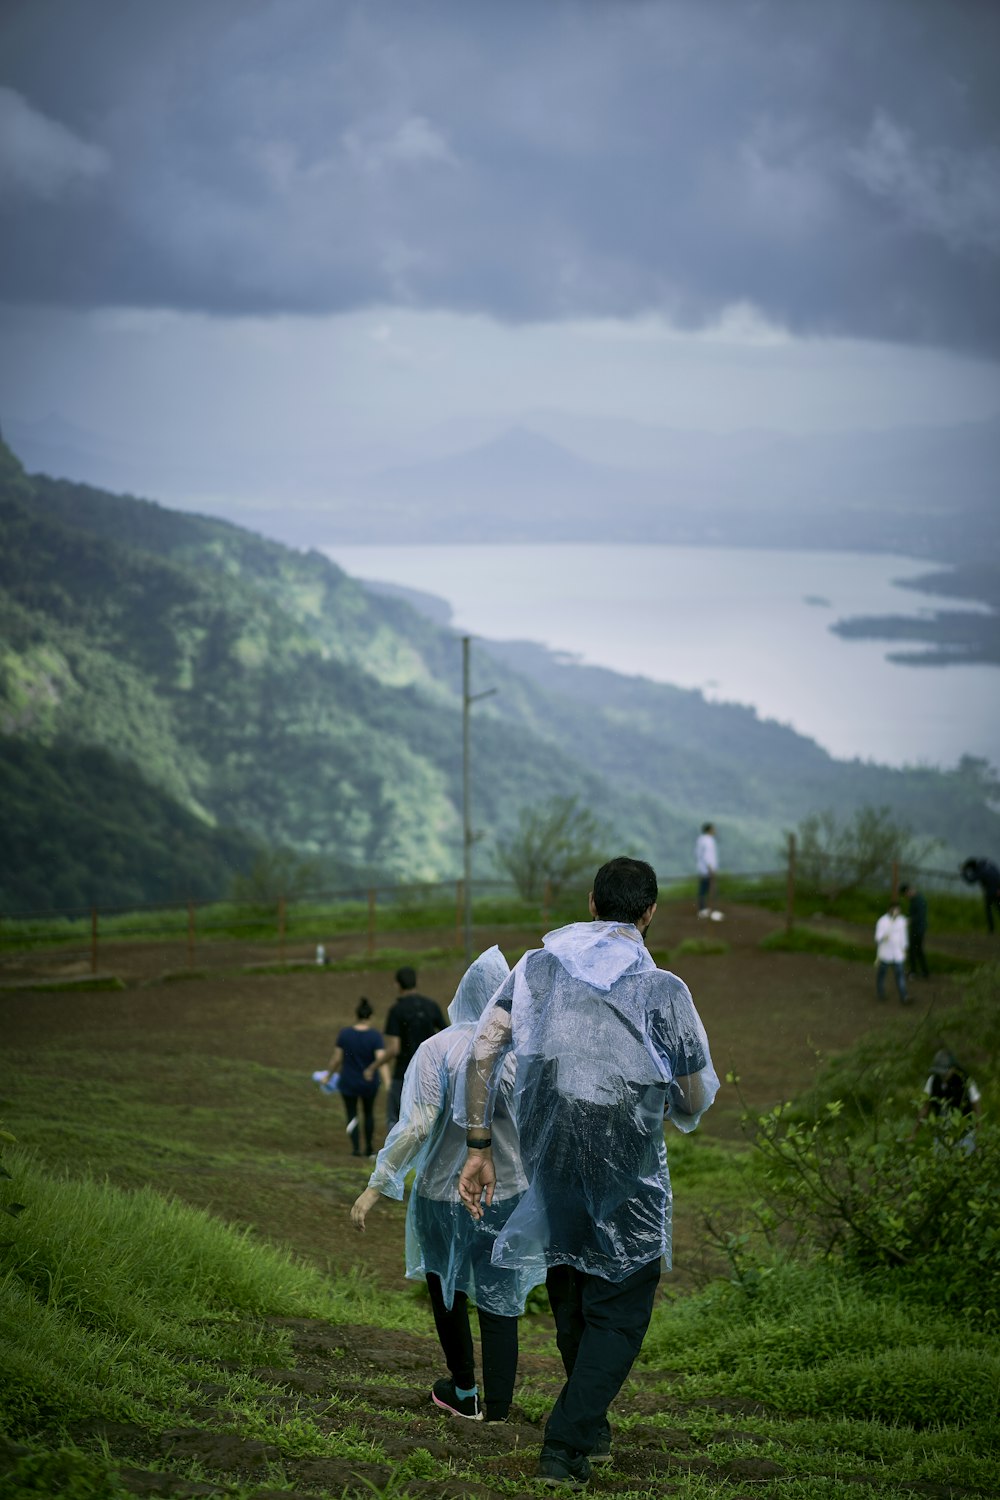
[366,945,539,1315]
[459,920,720,1283]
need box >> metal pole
[463,636,473,964]
[461,636,498,966]
[91,905,98,975]
[786,833,796,934]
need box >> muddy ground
[1,902,993,1498]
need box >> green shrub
[0,1447,129,1499]
[750,1106,1000,1318]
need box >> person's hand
[458,1151,496,1220]
[362,1064,376,1082]
[351,1187,382,1231]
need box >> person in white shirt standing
[874,899,909,1005]
[695,822,721,920]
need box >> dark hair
[355,996,373,1020]
[395,965,417,990]
[899,883,911,896]
[592,857,658,925]
[701,822,714,834]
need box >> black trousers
[341,1094,375,1155]
[544,1257,660,1455]
[425,1273,518,1421]
[908,931,929,978]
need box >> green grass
[760,923,979,973]
[0,888,552,958]
[717,873,987,932]
[3,960,998,1497]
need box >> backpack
[929,1068,974,1119]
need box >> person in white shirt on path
[695,823,722,920]
[874,899,909,1005]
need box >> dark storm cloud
[1,0,999,352]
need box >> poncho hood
[542,919,653,992]
[448,944,510,1024]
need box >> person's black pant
[908,931,929,978]
[342,1094,375,1155]
[543,1257,660,1455]
[425,1273,518,1421]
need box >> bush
[495,795,609,903]
[0,1447,129,1499]
[751,1105,1000,1318]
[791,805,938,900]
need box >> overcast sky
[2,0,999,514]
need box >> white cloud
[343,113,457,175]
[848,112,1000,256]
[0,86,110,200]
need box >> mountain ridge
[1,437,996,910]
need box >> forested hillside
[1,437,996,910]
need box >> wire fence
[0,850,980,981]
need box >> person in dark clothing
[961,857,1000,933]
[899,882,929,978]
[914,1049,982,1153]
[324,997,384,1157]
[459,857,719,1490]
[381,966,447,1132]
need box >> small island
[831,562,1000,667]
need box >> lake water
[321,543,999,772]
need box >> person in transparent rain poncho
[458,858,719,1490]
[350,946,538,1423]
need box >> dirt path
[3,902,990,1498]
[2,901,983,1299]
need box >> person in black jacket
[899,882,929,978]
[961,857,1000,934]
[380,966,447,1131]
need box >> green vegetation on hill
[0,736,258,912]
[2,435,998,910]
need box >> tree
[496,794,610,903]
[792,804,939,899]
[231,846,321,906]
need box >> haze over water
[323,543,1000,774]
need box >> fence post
[91,905,98,975]
[785,833,796,934]
[455,880,463,950]
[187,899,195,968]
[278,894,286,963]
[367,888,376,959]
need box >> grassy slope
[4,439,1000,910]
[1,929,998,1498]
